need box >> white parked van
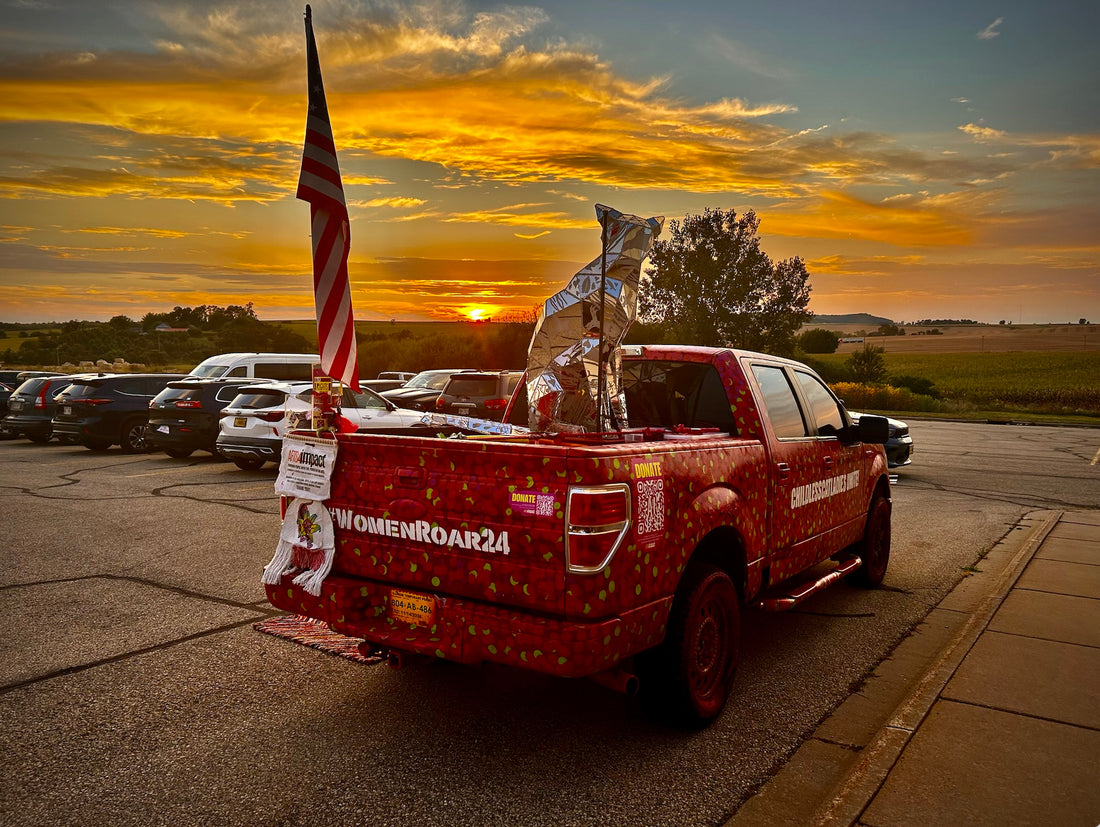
[187,353,320,382]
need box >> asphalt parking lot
[2,420,1097,826]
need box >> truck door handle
[776,462,791,480]
[823,456,833,469]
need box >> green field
[815,351,1100,418]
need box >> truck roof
[621,343,807,368]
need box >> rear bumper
[215,435,280,461]
[265,573,670,679]
[51,416,114,441]
[50,420,91,439]
[147,425,218,453]
[2,415,51,438]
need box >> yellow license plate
[234,417,247,427]
[389,588,436,627]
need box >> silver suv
[215,381,425,470]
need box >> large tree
[639,208,812,355]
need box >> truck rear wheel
[638,563,740,728]
[853,495,891,588]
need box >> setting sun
[463,306,497,322]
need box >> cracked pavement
[1,421,1097,827]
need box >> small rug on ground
[254,614,382,665]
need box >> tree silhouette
[640,208,811,356]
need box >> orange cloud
[768,191,975,247]
[441,205,592,229]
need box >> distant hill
[810,313,894,326]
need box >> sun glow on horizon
[462,305,499,322]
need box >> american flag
[296,4,359,390]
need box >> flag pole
[596,206,609,432]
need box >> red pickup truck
[265,344,891,726]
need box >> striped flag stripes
[296,4,359,390]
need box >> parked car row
[0,363,529,470]
[0,361,916,470]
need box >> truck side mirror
[853,414,889,445]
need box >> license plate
[62,406,71,415]
[157,425,169,434]
[234,417,247,428]
[389,588,436,627]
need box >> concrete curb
[726,509,1063,827]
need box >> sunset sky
[1,0,1097,325]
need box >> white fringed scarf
[262,498,335,597]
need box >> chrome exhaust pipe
[589,668,639,697]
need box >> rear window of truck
[622,361,737,434]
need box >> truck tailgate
[327,433,570,615]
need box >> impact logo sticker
[633,459,665,549]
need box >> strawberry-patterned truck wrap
[265,345,891,703]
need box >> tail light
[256,410,285,422]
[485,398,507,411]
[174,400,202,409]
[35,386,51,409]
[566,484,631,574]
[74,398,112,406]
[435,396,446,410]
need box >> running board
[753,557,862,612]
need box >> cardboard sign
[275,433,338,501]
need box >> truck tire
[853,495,891,588]
[638,563,740,728]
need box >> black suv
[147,378,263,458]
[433,370,524,420]
[381,368,477,411]
[52,373,187,452]
[0,371,64,431]
[2,374,85,442]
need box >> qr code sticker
[636,478,665,535]
[536,494,555,517]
